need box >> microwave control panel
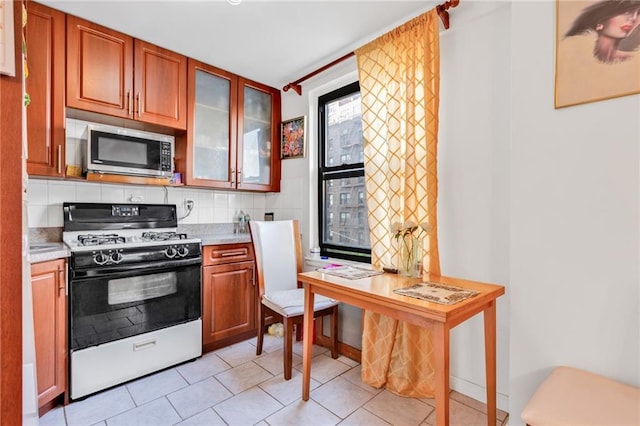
[161,142,172,172]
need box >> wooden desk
[299,271,505,426]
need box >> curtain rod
[282,0,460,95]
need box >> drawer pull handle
[133,339,157,351]
[220,251,245,257]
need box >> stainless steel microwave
[82,124,174,178]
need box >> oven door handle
[71,257,201,280]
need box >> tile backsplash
[27,178,266,228]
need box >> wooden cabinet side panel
[135,40,187,130]
[31,259,66,409]
[26,3,65,177]
[66,16,132,118]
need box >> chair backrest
[249,220,303,296]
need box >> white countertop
[195,233,252,246]
[28,243,70,264]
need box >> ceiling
[40,0,438,90]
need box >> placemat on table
[393,281,479,305]
[317,265,384,280]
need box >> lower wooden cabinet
[202,243,257,352]
[31,259,67,415]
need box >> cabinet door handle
[220,251,245,257]
[136,93,141,118]
[57,265,66,296]
[57,145,62,175]
[127,91,132,116]
[230,167,236,186]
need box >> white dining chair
[249,219,339,380]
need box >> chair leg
[283,317,294,380]
[295,322,302,341]
[330,306,339,359]
[256,303,265,356]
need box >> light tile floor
[40,335,509,426]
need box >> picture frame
[0,0,16,77]
[555,0,640,108]
[281,116,306,159]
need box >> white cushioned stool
[521,366,640,425]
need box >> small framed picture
[555,0,640,108]
[281,116,306,159]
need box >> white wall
[510,1,639,424]
[438,1,511,410]
[277,0,640,422]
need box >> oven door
[69,258,201,351]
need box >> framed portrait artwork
[555,0,640,108]
[0,0,16,77]
[281,116,306,159]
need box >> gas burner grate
[141,231,187,242]
[77,234,126,246]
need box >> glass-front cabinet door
[184,60,280,192]
[237,78,281,192]
[185,59,237,188]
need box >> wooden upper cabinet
[66,16,186,130]
[237,77,281,192]
[180,59,281,192]
[66,15,133,119]
[183,59,237,189]
[134,40,187,129]
[26,2,65,177]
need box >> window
[340,212,350,225]
[318,81,371,263]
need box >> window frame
[317,81,371,263]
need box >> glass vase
[397,235,423,277]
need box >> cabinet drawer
[203,243,253,266]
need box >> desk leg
[484,300,497,425]
[302,284,314,401]
[433,322,450,426]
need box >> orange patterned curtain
[355,9,441,397]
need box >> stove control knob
[110,251,123,264]
[177,245,189,257]
[165,246,177,258]
[94,252,108,265]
